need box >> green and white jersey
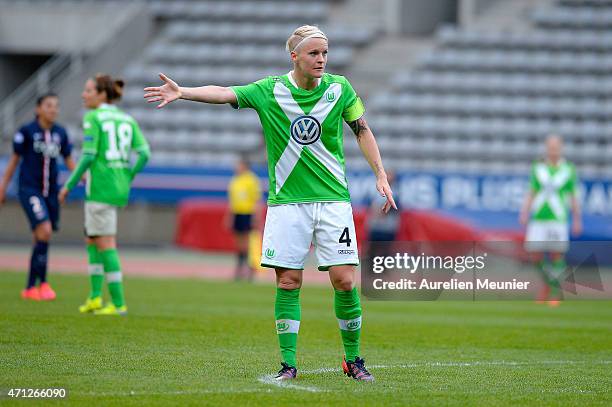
[529,159,578,222]
[231,72,365,205]
[81,104,149,207]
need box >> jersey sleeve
[342,77,365,123]
[60,128,73,158]
[131,120,150,154]
[12,127,27,156]
[230,77,271,110]
[81,112,100,155]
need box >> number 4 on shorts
[339,227,351,247]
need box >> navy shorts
[233,214,252,233]
[18,189,59,231]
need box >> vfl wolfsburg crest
[339,316,362,331]
[326,91,335,102]
[290,115,321,145]
[346,320,361,331]
[275,319,300,334]
[265,248,276,259]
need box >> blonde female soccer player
[60,74,150,316]
[144,26,396,381]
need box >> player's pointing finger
[385,188,398,210]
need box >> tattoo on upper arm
[348,117,369,141]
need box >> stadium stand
[1,0,610,179]
[367,0,612,178]
[0,0,373,168]
[115,0,374,167]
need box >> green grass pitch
[1,270,611,406]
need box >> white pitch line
[81,388,269,397]
[68,360,612,397]
[258,360,612,392]
[258,374,323,393]
[300,359,612,375]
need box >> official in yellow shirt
[227,157,262,281]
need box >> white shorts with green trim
[524,220,569,253]
[85,201,117,237]
[261,202,359,271]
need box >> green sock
[275,288,300,367]
[550,258,567,298]
[537,258,551,287]
[335,287,362,363]
[87,244,104,299]
[536,259,548,278]
[100,249,125,307]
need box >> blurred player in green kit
[520,135,582,306]
[60,74,150,315]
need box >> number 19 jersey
[231,73,365,205]
[81,103,149,207]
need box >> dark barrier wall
[1,161,611,243]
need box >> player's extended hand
[144,73,182,109]
[58,187,69,205]
[0,186,6,205]
[376,175,397,214]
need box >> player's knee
[94,236,116,251]
[550,252,564,261]
[331,276,354,291]
[35,222,52,241]
[277,275,302,290]
[277,280,301,290]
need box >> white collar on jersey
[288,70,320,90]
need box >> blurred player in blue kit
[0,93,75,301]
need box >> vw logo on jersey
[290,115,321,145]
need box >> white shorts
[85,202,117,236]
[261,201,359,271]
[524,220,569,253]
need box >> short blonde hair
[285,25,328,53]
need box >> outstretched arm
[144,73,237,108]
[0,153,20,205]
[348,116,397,213]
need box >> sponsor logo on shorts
[338,249,355,255]
[265,248,276,259]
